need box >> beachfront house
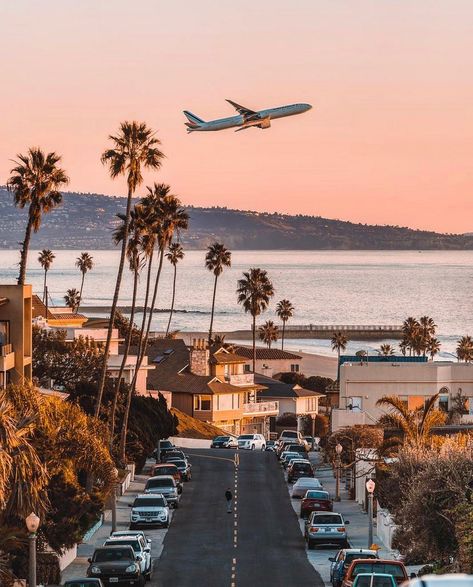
[146,338,279,436]
[231,345,302,377]
[332,357,473,431]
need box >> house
[255,373,324,419]
[146,338,278,436]
[333,358,473,431]
[0,284,32,388]
[32,295,88,328]
[230,345,302,377]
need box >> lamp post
[111,467,119,534]
[366,478,376,548]
[25,512,40,587]
[335,443,343,501]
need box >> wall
[376,501,398,550]
[331,408,367,432]
[170,436,212,449]
[244,358,302,377]
[171,393,193,415]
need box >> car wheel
[251,444,255,450]
[174,502,179,510]
[261,444,266,451]
[163,521,169,528]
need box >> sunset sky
[1,1,472,233]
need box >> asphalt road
[153,448,324,587]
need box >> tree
[376,393,446,449]
[378,344,394,356]
[419,316,437,357]
[331,332,348,364]
[64,288,80,313]
[457,336,473,362]
[401,317,420,356]
[276,299,294,351]
[165,242,184,336]
[205,242,232,345]
[426,337,441,360]
[7,148,69,285]
[236,268,274,373]
[258,320,279,349]
[75,252,94,308]
[95,122,164,419]
[38,249,55,303]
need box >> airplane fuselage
[186,103,311,132]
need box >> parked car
[170,458,192,481]
[279,429,304,443]
[281,451,304,468]
[237,433,266,450]
[265,440,277,452]
[329,549,379,587]
[353,574,397,587]
[291,477,323,498]
[87,545,144,586]
[305,512,350,549]
[151,463,182,491]
[111,530,151,545]
[64,581,104,587]
[211,435,238,448]
[342,560,409,587]
[300,489,333,518]
[152,440,175,460]
[129,494,170,529]
[161,450,187,463]
[401,576,473,586]
[304,436,315,450]
[144,476,179,508]
[103,535,152,580]
[276,441,294,458]
[287,460,315,483]
[285,443,308,456]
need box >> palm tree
[276,299,294,351]
[376,393,446,449]
[426,337,441,360]
[378,343,395,356]
[95,121,164,418]
[331,331,348,363]
[76,252,94,308]
[419,316,437,357]
[38,249,55,303]
[258,320,279,349]
[236,268,274,372]
[165,243,184,336]
[64,288,80,313]
[457,336,473,362]
[205,242,232,345]
[402,316,420,356]
[7,148,69,285]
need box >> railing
[0,343,12,357]
[227,373,255,386]
[243,401,279,414]
[285,324,403,332]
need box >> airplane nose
[304,103,312,111]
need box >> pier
[228,324,404,340]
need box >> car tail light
[309,527,319,532]
[336,527,346,532]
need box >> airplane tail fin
[183,111,205,126]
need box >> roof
[211,349,247,364]
[231,345,302,361]
[255,374,324,399]
[32,295,87,322]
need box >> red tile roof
[232,345,302,361]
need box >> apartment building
[0,285,32,388]
[231,345,302,377]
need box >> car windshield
[161,441,172,448]
[133,497,165,507]
[296,479,318,485]
[93,548,133,562]
[239,435,254,440]
[293,463,312,471]
[305,491,329,500]
[147,478,174,488]
[105,540,141,552]
[155,466,177,474]
[282,432,298,438]
[352,564,405,578]
[345,553,378,565]
[172,460,186,467]
[355,577,394,587]
[65,582,101,587]
[312,514,343,525]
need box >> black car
[87,546,144,586]
[161,450,186,463]
[64,581,104,587]
[152,440,175,461]
[211,436,237,449]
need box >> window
[0,321,10,346]
[194,395,211,411]
[305,397,317,411]
[291,364,300,373]
[244,364,251,373]
[438,395,449,413]
[399,395,408,409]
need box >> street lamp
[335,443,343,501]
[111,467,119,534]
[25,512,40,587]
[366,478,376,548]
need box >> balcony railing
[227,373,255,386]
[0,343,12,357]
[243,400,279,415]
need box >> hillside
[1,187,472,250]
[171,408,227,439]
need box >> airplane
[183,99,312,133]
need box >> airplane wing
[226,99,257,117]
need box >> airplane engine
[259,117,271,129]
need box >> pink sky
[1,1,473,233]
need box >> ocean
[0,249,471,359]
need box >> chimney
[190,338,210,376]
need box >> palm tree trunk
[120,249,164,462]
[95,184,133,418]
[208,274,218,345]
[133,249,154,379]
[43,269,47,303]
[18,212,34,285]
[252,314,256,373]
[78,272,85,309]
[165,264,177,336]
[281,320,286,351]
[110,263,139,444]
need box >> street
[154,448,324,587]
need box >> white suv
[237,434,266,450]
[103,533,152,579]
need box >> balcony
[0,343,15,371]
[243,400,279,416]
[227,373,255,386]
